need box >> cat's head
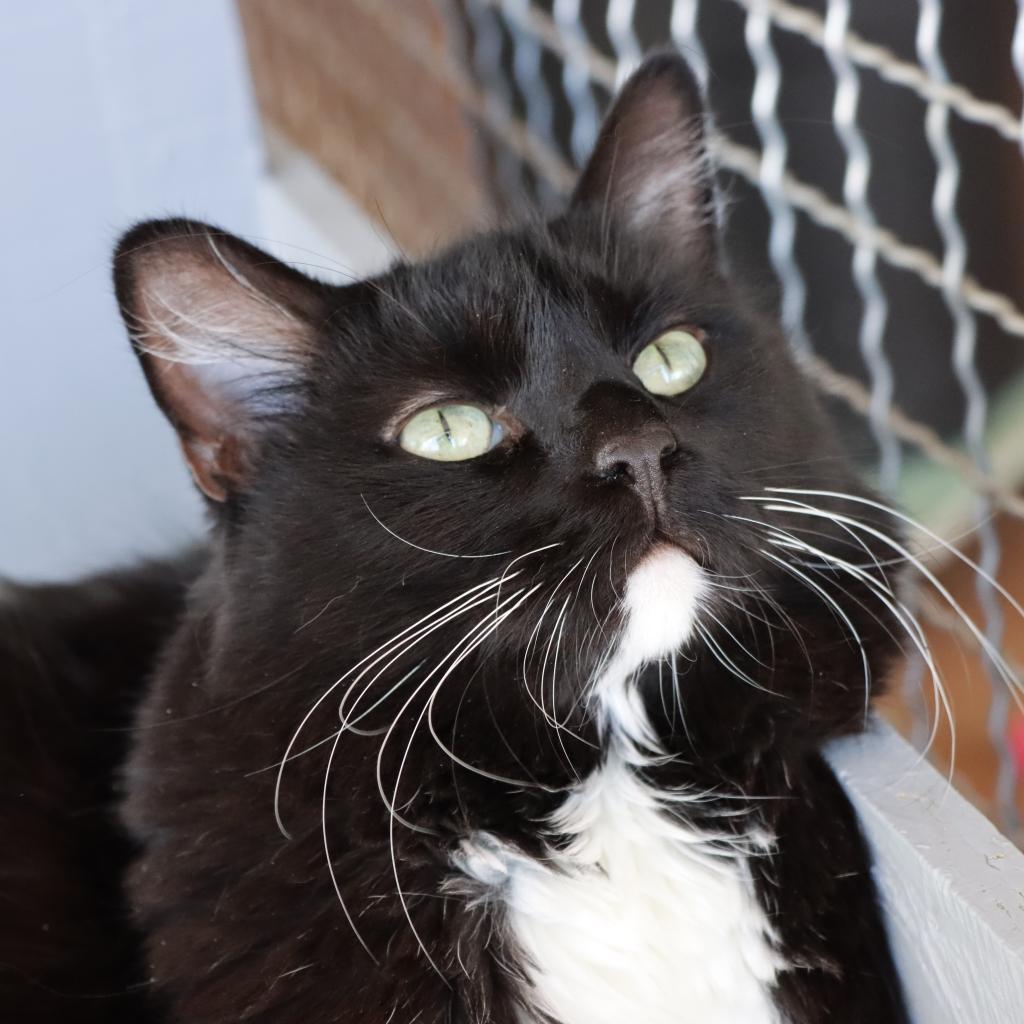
[113,54,902,772]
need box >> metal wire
[726,0,1024,146]
[1001,0,1024,825]
[465,0,525,199]
[502,0,560,209]
[1016,1,1024,124]
[343,0,1016,525]
[669,0,709,90]
[822,0,899,494]
[742,0,811,355]
[352,0,1021,523]
[605,0,643,87]
[916,0,1014,829]
[553,0,602,167]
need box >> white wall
[0,3,261,581]
[0,6,398,584]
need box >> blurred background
[3,0,1024,839]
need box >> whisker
[764,487,1024,620]
[550,594,583,778]
[520,557,595,744]
[758,550,871,721]
[337,590,510,733]
[321,725,378,964]
[670,651,695,749]
[361,493,512,559]
[693,621,784,697]
[425,584,549,789]
[339,661,427,736]
[734,508,954,770]
[384,586,538,984]
[374,586,532,834]
[770,532,953,775]
[495,541,562,613]
[275,574,510,838]
[698,606,776,673]
[754,497,1024,709]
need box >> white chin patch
[619,545,705,663]
[592,545,706,749]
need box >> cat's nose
[594,422,677,516]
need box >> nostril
[605,459,635,484]
[594,429,676,484]
[594,443,634,482]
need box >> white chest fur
[472,753,784,1024]
[454,548,785,1024]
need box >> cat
[4,52,910,1023]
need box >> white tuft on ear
[114,219,329,500]
[612,120,715,237]
[572,52,717,259]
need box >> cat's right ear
[571,52,716,261]
[113,219,330,502]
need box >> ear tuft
[572,52,716,259]
[113,219,329,501]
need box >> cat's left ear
[571,52,716,259]
[113,219,330,502]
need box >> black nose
[594,422,677,516]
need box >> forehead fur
[327,212,734,375]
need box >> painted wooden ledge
[827,722,1024,1022]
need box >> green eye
[632,328,707,396]
[398,404,503,462]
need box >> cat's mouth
[624,484,708,570]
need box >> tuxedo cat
[6,53,910,1023]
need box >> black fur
[0,555,201,1022]
[3,53,909,1022]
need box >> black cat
[4,53,909,1022]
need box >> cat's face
[115,55,900,763]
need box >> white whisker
[425,584,548,788]
[755,498,1024,709]
[694,622,783,697]
[384,585,539,984]
[495,541,562,612]
[361,493,512,559]
[733,505,956,772]
[699,606,776,673]
[337,590,511,734]
[375,587,534,834]
[274,574,511,838]
[765,487,1024,622]
[758,550,871,721]
[321,724,377,964]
